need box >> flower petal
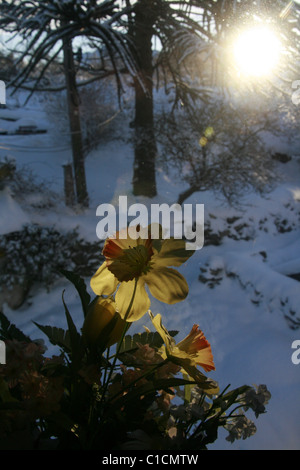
[179,365,219,395]
[148,313,218,394]
[90,262,118,296]
[103,230,139,259]
[152,238,194,268]
[103,238,125,259]
[177,325,215,372]
[145,267,189,304]
[115,278,150,322]
[149,312,175,353]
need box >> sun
[233,26,282,78]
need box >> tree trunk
[63,163,76,207]
[62,35,89,208]
[132,0,157,198]
[177,185,199,205]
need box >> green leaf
[182,371,193,403]
[154,238,195,267]
[33,322,71,353]
[214,385,251,408]
[60,269,91,318]
[0,378,18,403]
[154,377,198,393]
[113,377,197,409]
[181,366,219,395]
[207,385,252,420]
[0,311,31,342]
[62,290,84,368]
[119,329,178,354]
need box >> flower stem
[100,278,138,404]
[107,358,170,404]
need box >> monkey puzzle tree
[128,0,300,198]
[127,0,213,198]
[0,0,138,208]
[1,0,300,203]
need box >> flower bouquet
[0,224,270,450]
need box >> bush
[0,224,103,307]
[0,157,61,209]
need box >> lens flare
[233,26,282,77]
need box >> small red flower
[177,324,215,373]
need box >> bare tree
[157,88,287,205]
[2,0,300,203]
[127,0,300,198]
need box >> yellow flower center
[107,243,153,282]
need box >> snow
[0,187,31,234]
[0,88,300,450]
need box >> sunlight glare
[233,26,281,78]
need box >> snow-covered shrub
[0,224,104,305]
[1,158,61,209]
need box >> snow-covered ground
[0,89,300,450]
